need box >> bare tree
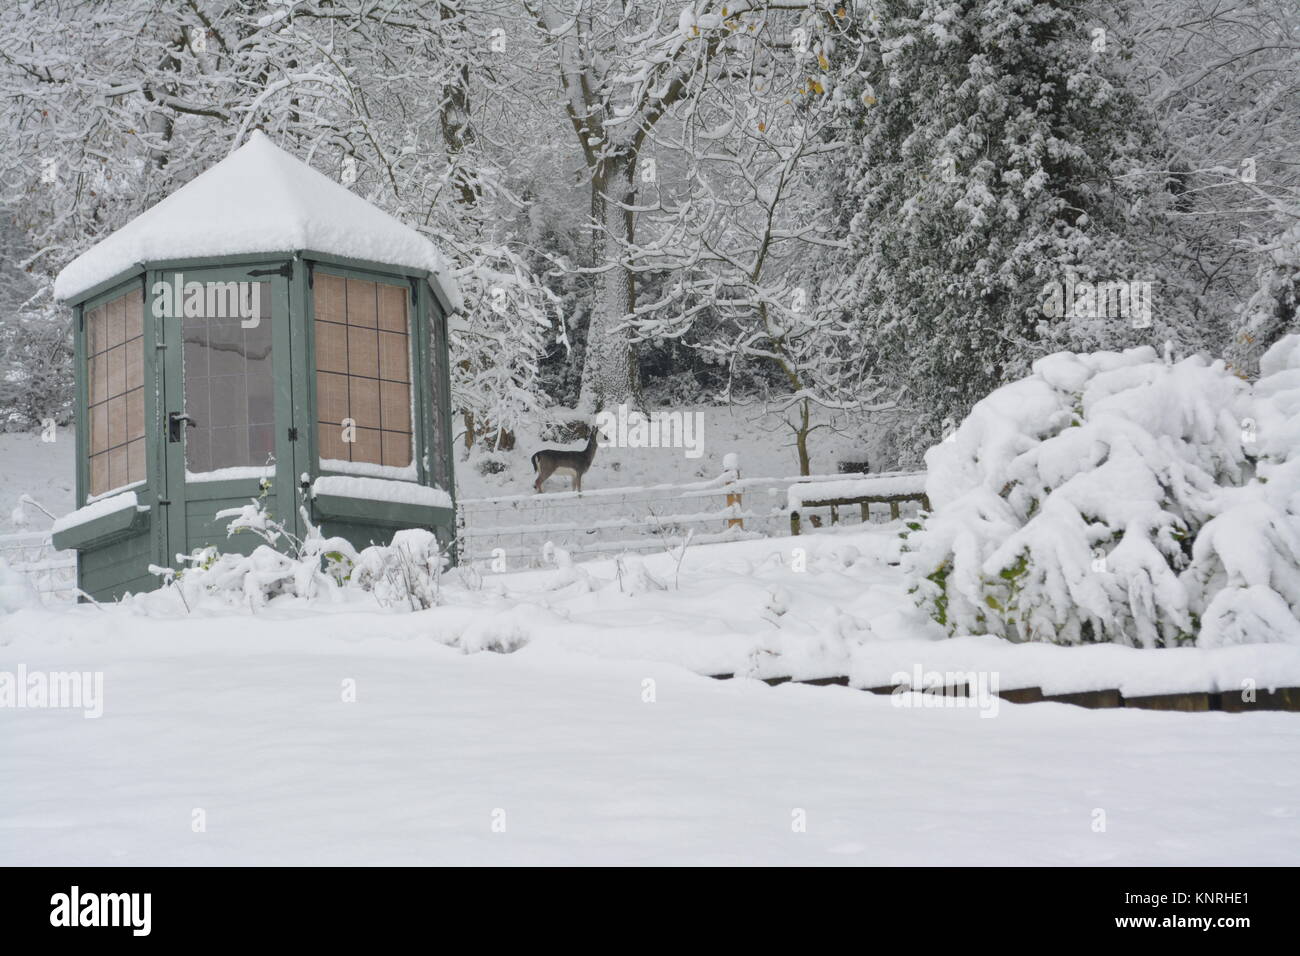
[519,0,828,411]
[627,10,888,473]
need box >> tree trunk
[794,397,813,477]
[579,155,639,411]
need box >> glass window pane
[107,345,125,396]
[90,354,107,405]
[209,375,247,428]
[107,395,126,448]
[315,321,348,374]
[127,438,146,485]
[346,326,378,378]
[346,279,377,327]
[314,276,412,469]
[106,296,125,347]
[382,430,412,468]
[378,331,408,382]
[209,426,246,467]
[108,446,128,491]
[317,422,348,461]
[181,280,274,473]
[86,287,146,497]
[380,381,409,432]
[349,377,380,429]
[125,341,144,390]
[90,403,108,455]
[90,454,109,497]
[315,273,346,323]
[352,427,382,463]
[378,284,406,332]
[86,306,104,355]
[249,424,275,462]
[124,292,143,340]
[317,372,349,424]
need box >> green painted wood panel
[78,526,154,599]
[68,253,459,599]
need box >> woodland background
[0,0,1295,474]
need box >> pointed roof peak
[55,134,459,308]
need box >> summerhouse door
[157,265,299,564]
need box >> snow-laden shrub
[350,528,447,610]
[1183,337,1300,645]
[153,495,449,611]
[903,340,1300,647]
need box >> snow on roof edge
[54,131,462,311]
[54,252,459,316]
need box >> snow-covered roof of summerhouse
[54,130,460,309]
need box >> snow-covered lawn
[3,528,1299,865]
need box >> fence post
[723,452,742,530]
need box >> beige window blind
[314,274,413,469]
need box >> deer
[532,427,599,493]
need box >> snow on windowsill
[320,459,418,482]
[52,490,146,536]
[186,466,274,484]
[85,480,145,505]
[312,475,451,510]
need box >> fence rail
[457,461,927,569]
[0,530,78,604]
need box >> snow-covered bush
[903,339,1300,647]
[1183,337,1300,645]
[152,494,449,611]
[350,529,447,611]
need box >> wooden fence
[4,462,929,592]
[708,674,1300,714]
[456,460,927,569]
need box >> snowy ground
[3,527,1299,865]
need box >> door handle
[168,412,197,442]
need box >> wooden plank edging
[702,674,1300,714]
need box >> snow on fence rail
[787,472,930,534]
[0,530,78,604]
[456,459,928,569]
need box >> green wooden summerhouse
[51,131,459,601]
